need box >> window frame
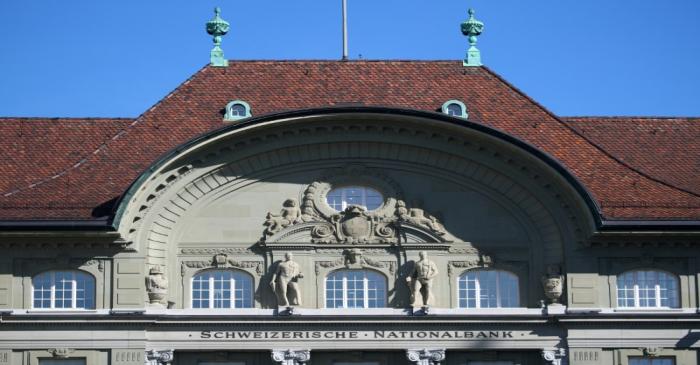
[31,270,96,310]
[325,185,384,212]
[628,357,676,365]
[614,348,695,365]
[324,269,388,309]
[224,99,252,121]
[190,269,255,309]
[456,268,520,309]
[441,99,469,119]
[615,269,680,309]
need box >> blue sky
[0,0,698,118]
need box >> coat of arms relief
[261,178,456,244]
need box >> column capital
[542,348,566,365]
[406,348,446,365]
[145,349,173,365]
[271,349,311,365]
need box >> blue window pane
[192,270,253,309]
[458,270,519,308]
[325,270,386,309]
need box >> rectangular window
[629,357,675,365]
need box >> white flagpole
[342,0,348,60]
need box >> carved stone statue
[396,201,446,235]
[270,252,303,307]
[264,199,302,236]
[407,251,439,307]
[146,266,168,305]
[542,264,564,305]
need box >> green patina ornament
[461,8,484,67]
[206,7,230,67]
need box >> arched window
[458,269,519,308]
[325,270,387,308]
[192,270,253,309]
[326,186,383,211]
[617,270,679,308]
[224,99,252,121]
[32,270,95,309]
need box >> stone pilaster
[542,348,567,365]
[406,349,446,365]
[145,349,173,365]
[271,349,311,365]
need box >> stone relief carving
[271,349,310,365]
[48,348,75,359]
[447,254,493,276]
[270,252,303,307]
[264,198,303,236]
[542,264,564,305]
[262,183,453,244]
[406,349,445,365]
[407,251,439,307]
[640,347,663,357]
[146,266,168,306]
[145,349,174,365]
[181,254,264,275]
[314,249,396,275]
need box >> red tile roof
[0,61,698,222]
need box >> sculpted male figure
[406,251,439,307]
[270,252,303,307]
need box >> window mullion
[475,276,480,309]
[633,284,640,308]
[655,283,661,308]
[342,276,348,308]
[71,273,77,309]
[363,276,369,308]
[50,272,56,309]
[495,272,501,308]
[231,277,236,308]
[209,276,215,309]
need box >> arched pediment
[112,108,597,281]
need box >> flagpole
[342,0,348,60]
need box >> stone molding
[271,349,310,365]
[406,349,446,365]
[145,349,174,365]
[122,117,590,279]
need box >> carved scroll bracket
[406,349,446,365]
[542,348,566,365]
[145,349,174,365]
[271,349,310,365]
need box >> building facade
[1,9,699,365]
